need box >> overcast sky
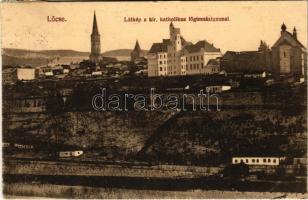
[1,1,307,53]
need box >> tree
[46,89,64,114]
[223,162,249,178]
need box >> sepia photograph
[1,1,307,199]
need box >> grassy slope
[141,109,307,165]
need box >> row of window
[189,55,203,62]
[159,66,179,72]
[189,63,204,70]
[158,54,167,59]
[159,53,178,59]
[160,64,218,72]
[14,100,45,108]
[159,60,179,65]
[160,66,217,74]
[158,54,204,62]
[171,35,180,41]
[234,158,277,164]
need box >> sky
[1,1,307,53]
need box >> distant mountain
[2,54,49,67]
[2,49,89,67]
[103,49,148,61]
[103,49,132,57]
[2,48,148,66]
[2,48,89,58]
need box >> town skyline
[1,1,307,53]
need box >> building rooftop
[185,40,221,53]
[3,67,17,73]
[206,59,219,66]
[181,37,193,47]
[272,24,306,49]
[148,39,170,53]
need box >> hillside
[103,49,146,57]
[139,109,307,165]
[2,55,49,68]
[2,48,148,66]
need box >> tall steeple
[133,40,141,52]
[131,39,143,62]
[90,11,101,63]
[92,11,99,35]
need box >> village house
[17,67,37,81]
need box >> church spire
[90,11,101,63]
[92,11,99,35]
[281,22,286,35]
[133,40,141,52]
[293,27,297,40]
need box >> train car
[232,157,286,166]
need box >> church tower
[89,11,102,63]
[169,22,182,51]
[130,40,142,62]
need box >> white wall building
[232,157,286,166]
[17,68,36,80]
[148,23,222,77]
[59,150,83,158]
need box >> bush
[223,163,249,178]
